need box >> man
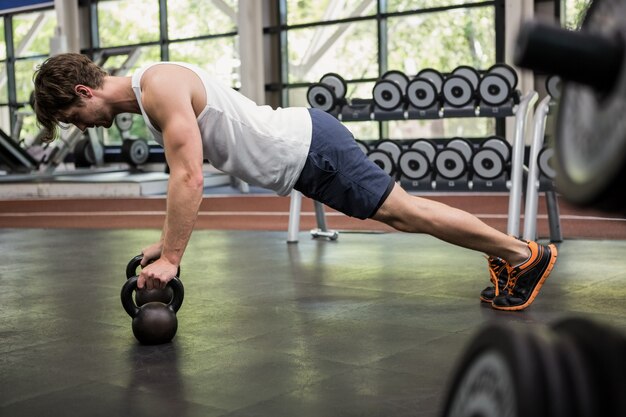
[33,53,557,311]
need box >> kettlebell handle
[125,254,143,279]
[120,275,185,318]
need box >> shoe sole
[491,244,558,311]
[479,295,493,303]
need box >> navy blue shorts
[294,109,396,219]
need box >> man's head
[32,53,108,142]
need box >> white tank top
[131,62,312,196]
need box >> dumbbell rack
[287,90,561,243]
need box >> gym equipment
[372,70,409,111]
[367,149,395,177]
[441,318,626,417]
[307,73,348,114]
[320,73,347,101]
[471,147,506,180]
[487,63,519,90]
[307,83,337,112]
[381,70,410,92]
[406,77,439,109]
[537,145,556,180]
[442,75,475,108]
[375,140,403,163]
[125,254,182,306]
[434,138,473,187]
[470,137,510,190]
[452,66,480,91]
[121,275,184,345]
[481,136,511,163]
[373,80,405,111]
[114,113,134,132]
[478,64,518,107]
[397,139,437,190]
[73,136,96,168]
[545,75,561,99]
[398,149,431,181]
[121,138,150,167]
[514,0,626,211]
[416,68,444,93]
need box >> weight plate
[546,75,562,99]
[471,148,505,179]
[537,146,556,179]
[376,140,403,162]
[115,113,134,131]
[406,77,438,109]
[435,148,467,180]
[410,139,437,162]
[550,324,596,417]
[367,149,395,176]
[372,80,403,110]
[354,139,370,155]
[320,73,347,100]
[417,68,444,92]
[481,136,511,162]
[399,149,430,180]
[555,0,626,211]
[381,70,410,92]
[73,137,95,168]
[452,65,480,89]
[441,323,546,417]
[447,137,474,162]
[551,317,626,417]
[442,75,474,107]
[307,83,337,112]
[488,63,519,90]
[122,138,150,166]
[525,326,572,417]
[478,73,512,106]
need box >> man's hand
[138,258,178,290]
[141,241,163,267]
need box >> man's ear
[74,85,93,98]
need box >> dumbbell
[478,63,519,106]
[441,317,626,417]
[307,73,347,112]
[471,136,511,180]
[375,140,403,165]
[398,139,437,181]
[442,66,478,108]
[435,138,474,180]
[537,145,556,179]
[545,74,561,99]
[367,149,396,177]
[125,254,182,306]
[372,70,410,110]
[405,68,445,110]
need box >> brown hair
[32,53,107,142]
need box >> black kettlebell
[126,254,181,306]
[121,275,184,345]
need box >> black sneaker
[479,256,509,303]
[492,241,558,311]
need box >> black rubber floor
[1,228,625,417]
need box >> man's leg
[371,183,530,265]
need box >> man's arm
[137,67,205,289]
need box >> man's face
[58,96,113,132]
